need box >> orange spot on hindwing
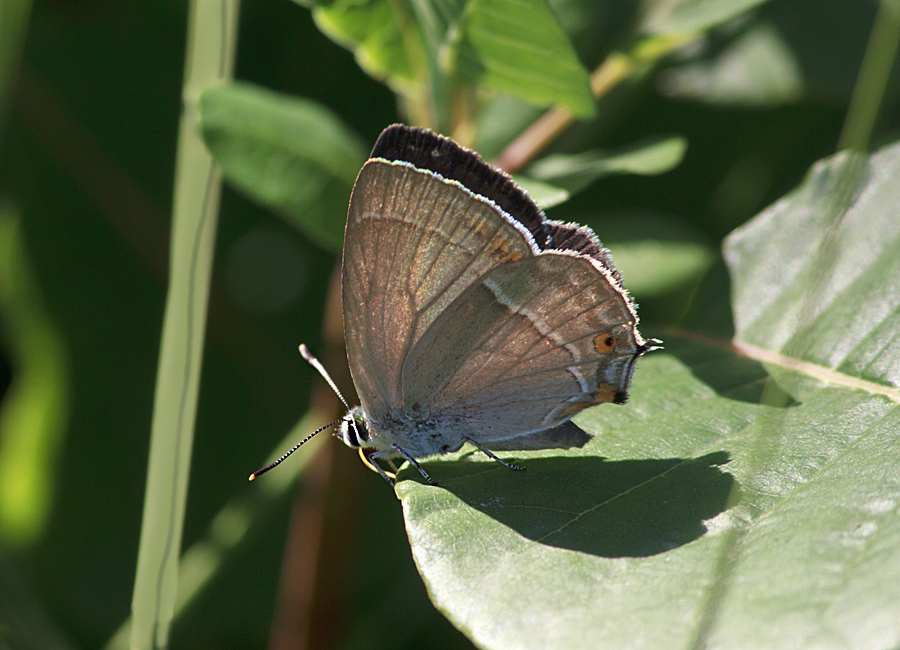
[594,334,616,354]
[558,384,619,419]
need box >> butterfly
[251,125,659,485]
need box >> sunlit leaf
[725,145,900,386]
[456,0,595,116]
[523,136,687,196]
[511,175,570,208]
[0,209,68,547]
[397,140,900,649]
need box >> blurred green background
[0,0,897,648]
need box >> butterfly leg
[389,444,437,485]
[464,437,525,471]
[373,464,396,486]
[360,448,398,485]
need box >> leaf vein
[664,327,900,403]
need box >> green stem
[838,0,900,152]
[0,0,33,138]
[492,34,695,173]
[129,1,239,648]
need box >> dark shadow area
[402,451,736,558]
[0,351,10,401]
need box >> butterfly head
[338,407,372,449]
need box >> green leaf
[657,23,804,106]
[510,175,570,208]
[599,212,715,297]
[643,0,776,35]
[397,139,900,649]
[297,0,462,129]
[455,0,595,117]
[0,208,69,547]
[296,0,595,122]
[725,144,900,386]
[524,135,687,195]
[199,82,367,252]
[407,0,467,56]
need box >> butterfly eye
[353,417,371,444]
[339,410,371,448]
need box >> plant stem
[838,0,900,153]
[492,35,695,173]
[129,1,239,649]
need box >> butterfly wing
[400,252,650,443]
[487,421,592,451]
[342,160,539,419]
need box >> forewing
[342,160,538,416]
[401,252,646,442]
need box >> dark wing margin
[370,125,551,248]
[546,220,622,284]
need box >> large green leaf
[725,146,900,386]
[299,0,595,120]
[199,82,367,252]
[455,0,595,117]
[396,140,900,649]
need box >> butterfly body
[340,405,469,457]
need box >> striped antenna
[299,344,352,411]
[248,417,342,481]
[248,344,349,481]
[298,343,367,453]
